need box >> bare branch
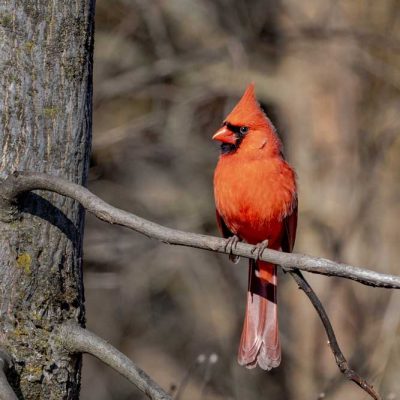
[1,171,387,398]
[0,350,18,400]
[289,270,381,400]
[54,323,171,400]
[1,171,399,288]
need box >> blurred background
[81,1,400,399]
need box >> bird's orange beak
[212,126,236,144]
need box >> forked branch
[0,171,391,400]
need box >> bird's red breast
[214,149,296,246]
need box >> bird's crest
[225,84,271,129]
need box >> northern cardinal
[212,84,297,370]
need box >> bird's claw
[251,239,269,261]
[224,235,240,264]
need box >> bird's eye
[240,126,248,134]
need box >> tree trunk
[0,1,94,398]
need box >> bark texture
[0,1,94,398]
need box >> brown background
[81,1,400,399]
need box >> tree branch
[54,323,171,400]
[0,350,18,400]
[1,171,399,288]
[0,171,388,399]
[288,270,381,400]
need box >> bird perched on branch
[212,84,297,370]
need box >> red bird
[212,84,297,370]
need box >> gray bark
[0,1,94,398]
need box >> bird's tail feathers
[238,260,281,370]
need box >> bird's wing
[281,197,298,253]
[216,209,234,238]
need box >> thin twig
[174,354,206,400]
[55,323,171,400]
[1,172,399,288]
[289,269,381,400]
[0,350,18,400]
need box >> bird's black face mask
[219,122,249,154]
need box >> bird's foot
[224,235,241,264]
[251,239,269,261]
